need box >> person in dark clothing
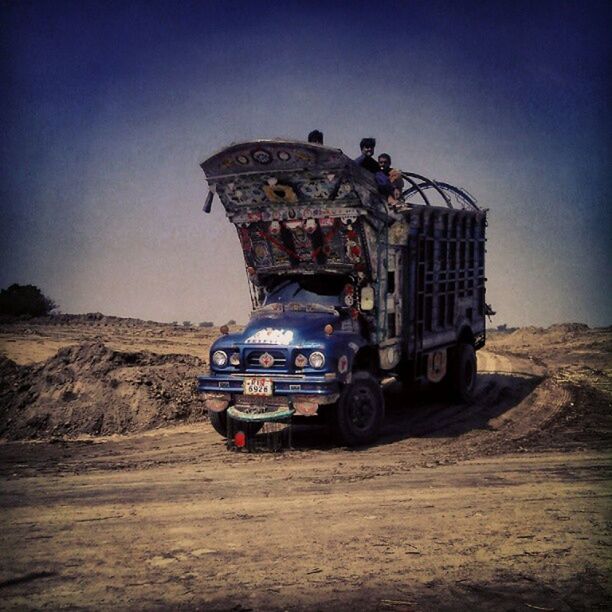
[378,153,404,200]
[308,130,324,145]
[354,138,380,174]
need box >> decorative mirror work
[215,171,355,210]
[235,216,369,274]
[262,183,298,203]
[230,205,361,225]
[251,149,272,164]
[206,141,337,177]
[200,140,393,279]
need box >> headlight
[212,350,228,367]
[295,353,308,368]
[309,351,325,369]
[229,352,241,366]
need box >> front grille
[245,349,288,370]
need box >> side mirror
[360,286,375,311]
[203,191,214,213]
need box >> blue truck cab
[197,140,488,446]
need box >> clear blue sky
[1,0,610,326]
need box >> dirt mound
[547,322,590,333]
[0,341,207,440]
[492,322,592,349]
[0,312,171,328]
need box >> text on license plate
[244,377,273,396]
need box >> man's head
[378,153,391,171]
[359,137,376,157]
[308,130,324,145]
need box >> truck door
[386,248,404,340]
[379,246,405,370]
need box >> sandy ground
[0,319,610,610]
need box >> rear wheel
[449,343,477,403]
[209,409,228,437]
[332,371,384,446]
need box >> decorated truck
[197,140,488,446]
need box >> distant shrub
[0,284,57,317]
[226,319,236,326]
[199,321,214,328]
[182,320,192,327]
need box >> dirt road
[1,341,610,610]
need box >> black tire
[449,343,477,403]
[209,409,228,437]
[332,371,385,446]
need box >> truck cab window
[262,274,350,309]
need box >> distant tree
[170,321,178,326]
[0,284,57,317]
[199,321,214,328]
[226,319,236,326]
[182,320,192,327]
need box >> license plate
[244,377,273,396]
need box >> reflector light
[324,324,334,335]
[234,431,246,448]
[295,353,308,368]
[259,352,274,367]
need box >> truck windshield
[262,274,348,309]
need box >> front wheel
[209,409,228,437]
[449,343,477,403]
[332,371,385,446]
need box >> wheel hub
[349,388,376,430]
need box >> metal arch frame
[400,172,479,211]
[434,182,479,211]
[399,174,430,207]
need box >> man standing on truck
[378,153,404,200]
[308,130,324,144]
[354,137,380,173]
[355,140,400,203]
